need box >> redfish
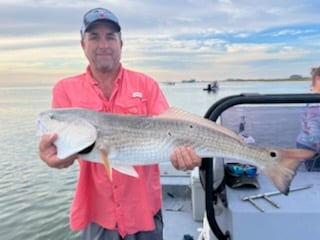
[37,107,315,195]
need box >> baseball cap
[225,162,260,189]
[80,8,121,37]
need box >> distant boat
[203,81,219,92]
[167,82,175,85]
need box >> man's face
[81,22,123,73]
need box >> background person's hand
[170,146,201,171]
[38,133,76,169]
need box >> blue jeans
[81,210,163,240]
[296,143,320,171]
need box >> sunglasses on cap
[225,162,257,177]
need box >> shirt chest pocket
[113,98,148,115]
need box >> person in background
[310,67,317,76]
[296,66,320,171]
[238,115,246,134]
[38,7,201,240]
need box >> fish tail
[263,148,315,195]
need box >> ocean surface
[0,80,311,240]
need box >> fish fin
[100,150,112,181]
[55,119,97,159]
[263,148,316,195]
[113,165,139,178]
[157,107,244,144]
[100,151,139,178]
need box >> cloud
[1,0,320,84]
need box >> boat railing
[201,93,320,240]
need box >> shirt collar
[85,64,124,86]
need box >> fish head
[37,108,98,159]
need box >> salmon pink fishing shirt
[52,65,169,237]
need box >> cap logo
[98,10,105,19]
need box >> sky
[1,0,320,85]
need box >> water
[0,80,310,240]
[161,81,310,116]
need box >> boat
[203,81,219,92]
[164,81,176,85]
[161,93,320,240]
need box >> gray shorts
[81,210,163,240]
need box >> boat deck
[160,164,204,240]
[160,160,320,240]
[162,185,203,239]
[211,165,320,240]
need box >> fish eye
[270,151,277,158]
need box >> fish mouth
[78,142,96,154]
[36,119,48,135]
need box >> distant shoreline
[164,77,310,84]
[222,77,310,82]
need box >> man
[38,7,201,240]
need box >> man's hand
[170,146,202,171]
[38,133,76,169]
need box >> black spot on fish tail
[78,142,96,154]
[263,148,315,195]
[270,151,277,157]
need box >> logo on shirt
[132,92,143,98]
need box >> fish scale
[97,116,265,166]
